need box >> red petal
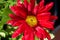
[22,36,25,40]
[10,5,27,19]
[39,0,44,8]
[7,20,17,26]
[37,12,51,21]
[23,29,34,40]
[17,2,25,8]
[35,27,46,38]
[12,24,25,38]
[17,0,24,7]
[29,33,34,40]
[9,14,21,20]
[35,31,43,39]
[39,21,54,30]
[44,31,51,40]
[13,20,25,26]
[7,19,24,27]
[38,0,44,14]
[35,26,51,40]
[38,0,44,10]
[40,2,54,12]
[24,0,28,8]
[50,16,58,20]
[33,5,39,15]
[28,0,35,11]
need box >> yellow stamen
[26,16,37,27]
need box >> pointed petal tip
[9,6,13,9]
[51,16,58,20]
[49,2,54,6]
[9,6,15,11]
[7,20,13,25]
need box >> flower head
[7,0,57,40]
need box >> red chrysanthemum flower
[7,0,57,40]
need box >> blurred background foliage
[0,0,39,40]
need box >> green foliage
[0,0,19,40]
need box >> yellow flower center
[26,16,37,27]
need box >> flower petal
[7,19,25,27]
[35,26,46,38]
[39,21,54,30]
[7,20,17,26]
[13,20,25,26]
[28,0,35,11]
[9,14,21,20]
[22,36,25,40]
[50,16,58,20]
[24,0,28,8]
[35,30,43,39]
[10,5,27,19]
[38,0,44,11]
[33,5,39,15]
[23,29,34,40]
[40,2,54,13]
[37,12,51,21]
[35,26,51,40]
[33,0,44,15]
[12,24,25,38]
[44,31,51,40]
[39,0,44,8]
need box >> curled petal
[35,27,46,38]
[37,12,51,21]
[12,24,24,38]
[35,26,51,40]
[10,6,27,19]
[40,2,54,12]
